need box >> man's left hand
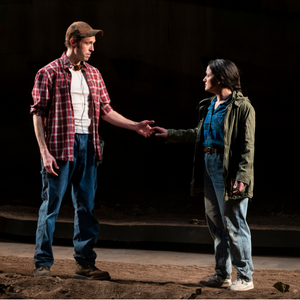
[136,120,155,138]
[233,181,246,194]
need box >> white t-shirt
[70,69,92,134]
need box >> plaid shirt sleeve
[30,68,53,116]
[30,56,77,161]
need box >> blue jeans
[34,134,99,268]
[204,152,254,281]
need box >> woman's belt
[203,147,224,154]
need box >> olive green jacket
[167,91,255,201]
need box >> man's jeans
[204,152,254,281]
[34,134,99,268]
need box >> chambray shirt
[203,96,231,149]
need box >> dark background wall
[0,0,298,212]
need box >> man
[30,21,154,280]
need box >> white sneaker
[228,279,254,291]
[199,274,232,288]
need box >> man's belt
[203,147,224,154]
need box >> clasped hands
[136,122,169,138]
[136,124,167,138]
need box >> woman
[154,59,255,291]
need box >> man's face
[74,36,96,62]
[203,66,219,94]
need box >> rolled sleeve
[100,103,113,116]
[30,69,52,116]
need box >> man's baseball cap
[65,21,103,43]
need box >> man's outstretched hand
[135,120,155,137]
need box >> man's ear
[70,38,76,47]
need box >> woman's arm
[153,126,198,143]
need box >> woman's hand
[153,126,168,138]
[233,181,246,194]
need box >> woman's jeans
[34,134,99,268]
[204,152,254,281]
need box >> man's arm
[101,110,154,137]
[33,115,59,176]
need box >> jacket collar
[198,90,248,109]
[232,90,249,107]
[197,96,214,109]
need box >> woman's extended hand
[153,126,168,138]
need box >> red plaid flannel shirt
[30,52,113,161]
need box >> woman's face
[203,66,220,94]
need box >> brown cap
[65,21,103,43]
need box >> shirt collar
[212,95,232,103]
[60,52,87,70]
[208,95,232,110]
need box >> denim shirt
[203,96,231,149]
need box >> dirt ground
[1,255,300,299]
[1,201,300,299]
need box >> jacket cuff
[236,173,251,185]
[166,129,177,143]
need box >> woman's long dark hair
[208,59,242,92]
